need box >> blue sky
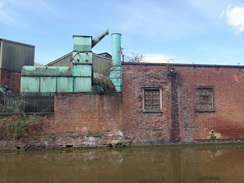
[1,0,244,65]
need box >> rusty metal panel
[0,39,34,72]
[40,77,56,92]
[57,77,73,92]
[21,77,40,92]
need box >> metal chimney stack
[110,33,122,92]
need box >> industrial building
[0,39,34,92]
[0,30,243,147]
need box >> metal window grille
[143,87,162,112]
[195,87,214,112]
[144,90,160,110]
[0,92,54,113]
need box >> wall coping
[122,62,244,69]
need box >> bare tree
[122,49,145,62]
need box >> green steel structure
[110,33,122,92]
[21,66,73,92]
[21,29,110,93]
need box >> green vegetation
[115,141,126,148]
[6,113,36,139]
[0,98,38,139]
[0,96,23,114]
[85,131,104,137]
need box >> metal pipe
[111,33,122,66]
[92,29,109,48]
[110,33,122,92]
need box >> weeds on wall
[166,64,177,78]
[0,99,38,140]
[6,113,37,139]
[0,97,23,114]
[85,131,104,137]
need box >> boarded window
[143,86,162,112]
[195,86,214,112]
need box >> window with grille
[143,86,162,112]
[195,86,214,112]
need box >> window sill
[195,110,215,113]
[143,110,163,113]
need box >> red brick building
[1,34,243,146]
[122,63,244,143]
[38,62,244,145]
[1,62,243,146]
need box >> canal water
[0,145,243,183]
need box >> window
[143,86,162,112]
[195,86,214,112]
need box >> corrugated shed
[46,52,73,67]
[0,39,34,73]
[47,52,112,76]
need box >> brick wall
[0,92,123,146]
[54,92,123,137]
[122,64,172,143]
[177,65,244,141]
[0,69,21,92]
[122,63,244,143]
[0,63,243,145]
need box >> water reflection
[0,145,244,183]
[207,147,223,159]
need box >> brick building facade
[0,63,243,146]
[122,63,244,143]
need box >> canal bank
[1,133,244,151]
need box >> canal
[0,144,243,183]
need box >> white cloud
[225,6,244,33]
[145,55,173,63]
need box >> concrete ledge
[1,136,244,151]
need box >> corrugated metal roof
[46,52,72,67]
[0,38,35,72]
[0,38,34,48]
[46,52,113,77]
